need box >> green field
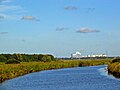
[0,59,112,83]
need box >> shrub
[112,58,120,63]
[5,59,20,64]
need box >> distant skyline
[0,0,120,57]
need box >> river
[0,65,120,90]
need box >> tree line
[0,54,55,62]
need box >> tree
[0,55,7,62]
[3,54,13,60]
[13,54,23,61]
[0,54,55,62]
[41,55,52,62]
[47,54,56,61]
[5,59,20,64]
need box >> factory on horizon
[71,51,107,59]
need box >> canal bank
[0,60,112,83]
[0,65,120,90]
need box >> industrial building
[71,51,107,59]
[71,52,81,59]
[87,54,107,58]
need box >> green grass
[0,62,4,65]
[0,59,112,83]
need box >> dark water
[0,65,120,90]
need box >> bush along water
[108,57,120,78]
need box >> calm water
[0,65,120,90]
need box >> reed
[108,62,120,78]
[0,59,112,83]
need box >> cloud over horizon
[21,39,26,42]
[21,16,39,21]
[76,28,100,33]
[86,8,96,13]
[0,5,22,12]
[0,32,8,35]
[0,13,19,20]
[0,0,12,3]
[56,27,69,31]
[0,15,4,19]
[0,0,25,20]
[64,6,78,10]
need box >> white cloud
[64,6,78,10]
[0,15,4,19]
[0,32,8,34]
[86,8,96,12]
[21,16,39,21]
[0,0,25,20]
[76,28,100,33]
[56,27,69,31]
[0,5,23,12]
[0,0,13,3]
[0,13,18,20]
[21,39,26,42]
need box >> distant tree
[41,55,52,62]
[0,54,55,62]
[112,57,120,63]
[5,59,20,64]
[0,55,7,62]
[2,54,13,60]
[13,54,23,61]
[47,54,56,61]
[38,54,44,61]
[22,54,29,62]
[33,54,39,61]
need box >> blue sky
[0,0,120,57]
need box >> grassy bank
[108,62,120,78]
[0,59,112,83]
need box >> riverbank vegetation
[108,58,120,78]
[0,59,112,83]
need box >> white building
[87,54,107,58]
[71,52,81,59]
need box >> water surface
[0,65,120,90]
